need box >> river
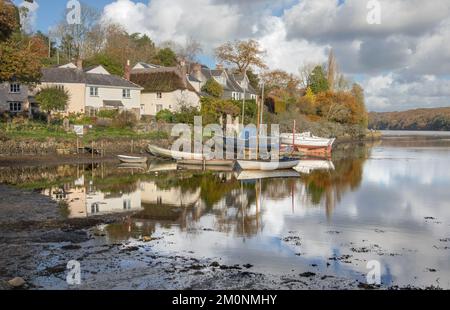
[0,132,449,289]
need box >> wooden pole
[91,141,94,159]
[256,96,260,160]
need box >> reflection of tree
[301,143,370,219]
[105,217,156,242]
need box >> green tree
[35,86,69,124]
[84,53,124,76]
[201,78,224,98]
[155,47,177,66]
[308,66,329,94]
[156,109,174,123]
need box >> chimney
[179,60,187,87]
[192,63,202,81]
[76,59,83,70]
[124,60,131,80]
[216,64,224,71]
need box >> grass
[0,120,169,143]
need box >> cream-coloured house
[40,63,143,116]
[130,64,200,116]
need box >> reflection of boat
[177,164,234,172]
[237,170,300,181]
[118,155,148,164]
[147,162,178,172]
[281,132,336,149]
[294,160,335,174]
[177,159,235,167]
[118,163,147,171]
[238,158,300,171]
[147,144,203,160]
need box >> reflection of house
[86,189,142,217]
[39,61,143,116]
[140,181,201,207]
[130,62,200,116]
[189,64,257,100]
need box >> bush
[201,79,224,98]
[156,109,175,123]
[112,111,138,129]
[173,106,200,125]
[97,109,119,119]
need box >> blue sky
[13,0,450,112]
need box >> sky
[15,0,450,113]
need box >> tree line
[369,108,450,131]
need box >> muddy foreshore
[0,183,433,291]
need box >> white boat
[281,132,336,149]
[237,159,300,171]
[237,170,300,181]
[147,144,203,160]
[118,163,147,171]
[117,155,148,164]
[148,162,178,173]
[294,160,335,174]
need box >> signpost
[74,125,84,154]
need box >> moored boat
[177,159,235,167]
[147,144,203,160]
[280,132,336,149]
[117,155,148,164]
[294,160,335,174]
[237,169,300,181]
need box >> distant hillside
[369,107,450,131]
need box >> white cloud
[101,0,450,112]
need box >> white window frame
[9,83,20,93]
[156,104,163,113]
[89,87,98,97]
[156,92,162,99]
[122,89,131,99]
[8,101,22,112]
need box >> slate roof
[41,68,142,89]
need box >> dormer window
[10,83,20,93]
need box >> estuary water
[1,133,449,289]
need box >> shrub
[156,109,175,123]
[201,78,224,98]
[112,111,138,129]
[97,109,119,119]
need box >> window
[8,102,22,112]
[157,92,162,99]
[9,83,20,93]
[123,199,131,210]
[91,203,99,214]
[122,89,131,99]
[89,87,98,96]
[156,104,163,113]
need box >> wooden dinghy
[147,144,203,160]
[117,155,148,164]
[177,158,235,167]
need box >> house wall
[0,82,31,113]
[84,85,141,111]
[140,89,200,116]
[141,181,201,207]
[39,82,86,114]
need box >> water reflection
[2,136,450,288]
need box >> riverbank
[0,184,370,290]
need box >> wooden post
[91,141,94,159]
[76,137,79,154]
[256,97,260,160]
[131,140,134,154]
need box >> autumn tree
[215,39,267,73]
[202,78,223,98]
[308,66,329,94]
[0,0,18,42]
[0,0,43,83]
[351,83,368,126]
[263,70,301,95]
[35,86,70,124]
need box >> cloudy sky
[17,0,450,112]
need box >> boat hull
[280,134,335,148]
[177,159,235,167]
[118,155,148,164]
[237,170,300,180]
[147,144,203,160]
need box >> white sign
[74,125,84,136]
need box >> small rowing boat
[177,159,235,167]
[280,132,336,149]
[117,155,148,164]
[147,144,203,160]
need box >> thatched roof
[130,68,197,93]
